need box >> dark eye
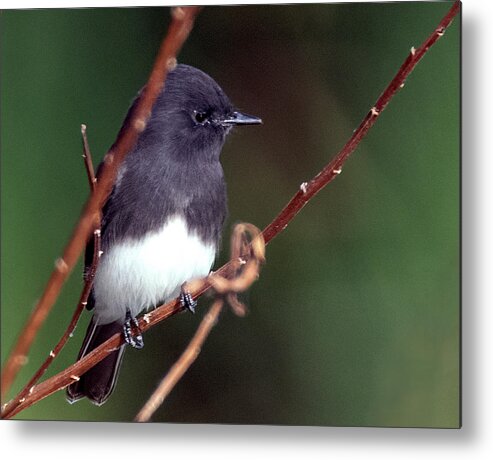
[194,111,208,125]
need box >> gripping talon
[131,317,144,349]
[123,311,144,349]
[180,291,197,314]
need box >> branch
[1,127,102,419]
[135,298,224,423]
[1,230,101,419]
[261,0,460,245]
[1,1,460,419]
[1,6,202,400]
[81,124,97,192]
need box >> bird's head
[143,64,262,161]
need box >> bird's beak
[221,111,262,126]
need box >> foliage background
[1,2,460,427]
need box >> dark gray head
[134,64,262,162]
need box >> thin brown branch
[1,6,202,400]
[261,0,461,244]
[135,223,265,422]
[1,131,102,419]
[1,229,101,419]
[186,223,265,298]
[1,1,459,419]
[81,124,97,192]
[4,300,178,418]
[135,298,225,423]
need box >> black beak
[221,111,262,126]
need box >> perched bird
[66,64,261,405]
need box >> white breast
[93,215,216,324]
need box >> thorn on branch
[104,152,114,165]
[166,57,178,71]
[133,118,147,133]
[14,355,28,366]
[171,7,186,20]
[55,258,68,274]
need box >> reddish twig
[1,230,102,419]
[4,302,178,419]
[1,1,459,419]
[135,298,225,422]
[81,124,97,192]
[0,6,202,401]
[1,128,102,419]
[261,0,460,245]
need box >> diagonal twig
[134,298,225,423]
[1,125,103,419]
[1,229,102,419]
[81,124,97,192]
[261,0,461,244]
[1,0,460,419]
[1,126,102,419]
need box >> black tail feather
[66,318,125,406]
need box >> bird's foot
[123,311,144,349]
[180,289,197,314]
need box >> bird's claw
[123,311,144,349]
[180,290,197,314]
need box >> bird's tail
[66,318,125,406]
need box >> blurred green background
[1,2,459,427]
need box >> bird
[66,64,262,405]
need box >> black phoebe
[66,64,261,405]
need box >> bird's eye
[193,111,208,125]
